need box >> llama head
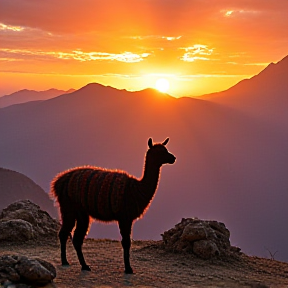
[147,138,176,167]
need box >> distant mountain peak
[257,54,288,77]
[201,54,288,102]
[0,88,74,108]
[73,83,125,96]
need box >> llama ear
[162,138,169,146]
[148,138,153,148]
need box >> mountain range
[0,55,287,261]
[0,88,75,108]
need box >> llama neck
[140,157,161,199]
[127,155,161,219]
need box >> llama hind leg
[119,220,133,274]
[73,212,91,271]
[59,213,76,266]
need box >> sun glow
[155,78,170,93]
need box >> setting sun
[0,1,287,97]
[155,78,170,93]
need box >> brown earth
[0,239,288,288]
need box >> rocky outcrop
[0,255,56,287]
[0,200,60,242]
[161,218,241,259]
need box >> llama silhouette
[51,138,176,273]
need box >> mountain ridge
[0,88,75,108]
[0,56,287,262]
[200,55,288,102]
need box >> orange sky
[0,0,287,97]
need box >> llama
[50,138,176,273]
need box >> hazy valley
[0,56,287,262]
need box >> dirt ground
[1,238,288,288]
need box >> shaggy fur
[51,138,176,273]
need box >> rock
[0,220,34,241]
[161,218,238,259]
[230,246,242,253]
[193,240,220,259]
[0,200,60,243]
[0,255,56,286]
[181,224,207,241]
[34,259,56,279]
[15,256,56,285]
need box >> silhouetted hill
[0,168,57,217]
[0,58,287,261]
[201,55,288,121]
[0,88,75,108]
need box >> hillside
[1,239,288,287]
[0,168,57,218]
[200,55,288,122]
[0,88,75,108]
[0,57,287,262]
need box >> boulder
[161,218,240,259]
[0,255,56,286]
[0,219,34,242]
[0,200,60,243]
[193,240,220,259]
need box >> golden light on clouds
[0,48,150,63]
[0,23,24,32]
[225,11,234,17]
[0,1,287,96]
[58,51,151,63]
[163,36,182,41]
[180,45,214,62]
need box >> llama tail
[49,172,68,201]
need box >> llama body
[54,168,151,221]
[51,138,176,273]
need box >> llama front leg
[119,220,133,274]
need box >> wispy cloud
[178,74,250,80]
[244,62,269,66]
[0,23,24,32]
[129,35,181,41]
[181,56,210,62]
[0,57,24,62]
[0,48,151,63]
[162,36,182,41]
[58,50,150,63]
[221,9,260,17]
[180,44,214,62]
[226,61,269,66]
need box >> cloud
[58,51,150,63]
[221,9,260,17]
[178,73,250,80]
[0,48,151,63]
[244,62,269,66]
[181,56,209,62]
[129,35,181,41]
[162,36,182,41]
[0,23,24,32]
[180,44,214,62]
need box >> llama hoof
[81,265,91,271]
[125,267,134,274]
[61,261,70,266]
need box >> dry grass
[1,238,288,288]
